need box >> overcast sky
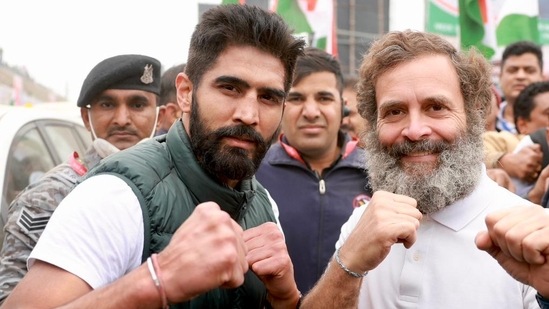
[0,0,199,102]
[0,0,425,103]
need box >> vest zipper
[319,179,326,195]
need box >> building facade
[0,60,65,106]
[198,0,389,76]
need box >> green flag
[270,0,337,55]
[496,0,539,45]
[426,0,459,37]
[458,0,496,59]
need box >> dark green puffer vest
[84,121,277,308]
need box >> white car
[0,103,91,243]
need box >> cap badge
[140,64,154,84]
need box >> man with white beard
[298,30,549,309]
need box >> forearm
[0,257,27,302]
[3,262,166,309]
[261,265,301,308]
[0,232,32,301]
[527,186,544,204]
[300,259,363,308]
[57,263,164,309]
[484,151,505,169]
[267,288,301,309]
[534,277,549,304]
[497,154,519,178]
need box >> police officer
[0,54,161,303]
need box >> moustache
[214,125,265,145]
[385,139,451,158]
[108,126,138,136]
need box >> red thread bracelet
[147,253,169,309]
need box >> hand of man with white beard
[476,206,549,300]
[336,191,423,274]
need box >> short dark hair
[292,47,344,93]
[501,41,543,71]
[513,81,549,130]
[185,4,305,93]
[159,63,186,106]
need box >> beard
[189,94,279,183]
[364,128,484,214]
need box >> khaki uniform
[482,131,523,168]
[0,140,117,303]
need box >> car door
[1,118,91,245]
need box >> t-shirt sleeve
[28,174,144,289]
[335,204,367,251]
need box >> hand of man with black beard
[336,191,423,274]
[476,206,549,299]
[243,222,302,309]
[153,202,249,303]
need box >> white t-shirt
[29,174,282,289]
[336,169,540,309]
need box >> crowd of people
[1,3,549,309]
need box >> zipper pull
[319,179,326,195]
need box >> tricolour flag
[458,0,497,59]
[457,0,547,60]
[270,0,337,56]
[426,0,459,37]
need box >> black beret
[77,54,161,107]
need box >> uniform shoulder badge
[17,208,51,234]
[140,64,154,84]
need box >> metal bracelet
[334,247,368,278]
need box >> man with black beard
[3,4,305,309]
[298,30,549,309]
[189,94,273,182]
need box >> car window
[43,124,86,162]
[75,125,92,149]
[5,126,54,205]
[0,115,91,247]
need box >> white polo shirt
[336,168,540,309]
